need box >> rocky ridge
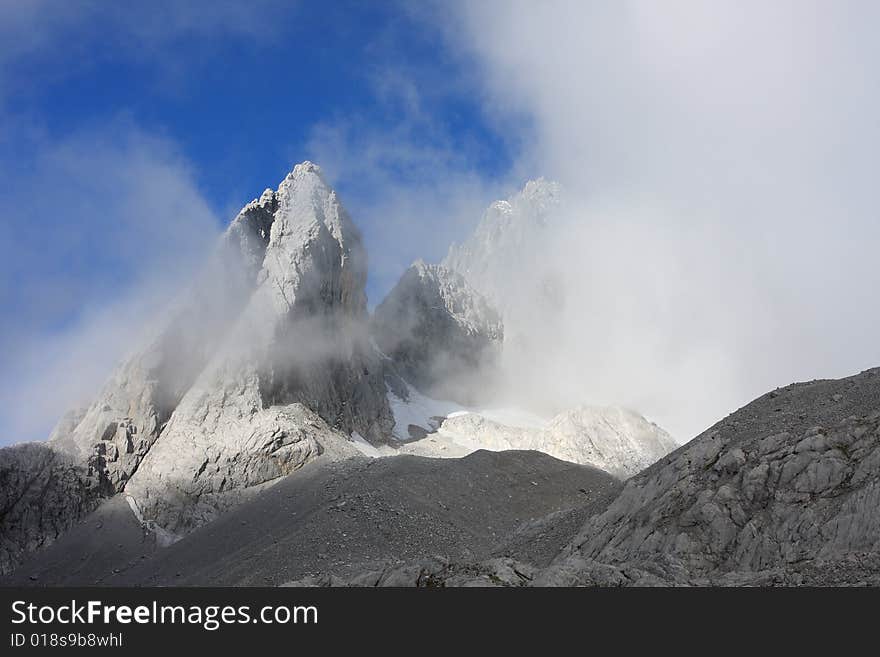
[122,162,391,534]
[290,367,880,586]
[433,405,676,478]
[1,162,395,572]
[371,260,503,405]
[545,367,880,585]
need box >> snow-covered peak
[273,161,359,251]
[258,187,275,205]
[276,161,330,207]
[410,258,432,276]
[442,178,564,327]
[285,160,324,180]
[517,177,562,218]
[444,178,562,275]
[472,177,562,237]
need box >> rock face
[122,163,393,534]
[44,162,393,537]
[544,367,880,585]
[443,178,563,318]
[436,406,676,478]
[48,186,279,492]
[371,261,503,404]
[443,179,565,381]
[0,443,107,575]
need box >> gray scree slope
[2,450,621,586]
[283,367,880,586]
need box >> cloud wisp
[0,121,221,445]
[304,62,513,306]
[439,1,880,439]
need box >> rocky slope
[2,450,620,586]
[0,443,108,574]
[543,366,880,585]
[371,260,503,405]
[300,367,880,586]
[8,355,880,586]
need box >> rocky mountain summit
[121,162,391,535]
[444,178,563,315]
[2,162,393,569]
[375,180,676,475]
[1,171,685,577]
[371,260,503,405]
[5,162,878,586]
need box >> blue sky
[0,1,521,442]
[3,2,879,446]
[1,1,513,307]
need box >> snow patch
[388,385,466,441]
[384,387,676,476]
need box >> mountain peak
[285,160,323,181]
[442,177,563,303]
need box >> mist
[0,124,221,445]
[433,1,880,440]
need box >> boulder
[0,442,108,575]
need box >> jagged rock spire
[47,162,391,535]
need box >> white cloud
[303,70,509,305]
[0,120,220,444]
[0,0,295,102]
[444,1,880,439]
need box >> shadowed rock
[543,367,880,585]
[0,443,108,575]
[371,260,503,405]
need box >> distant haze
[438,1,880,440]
